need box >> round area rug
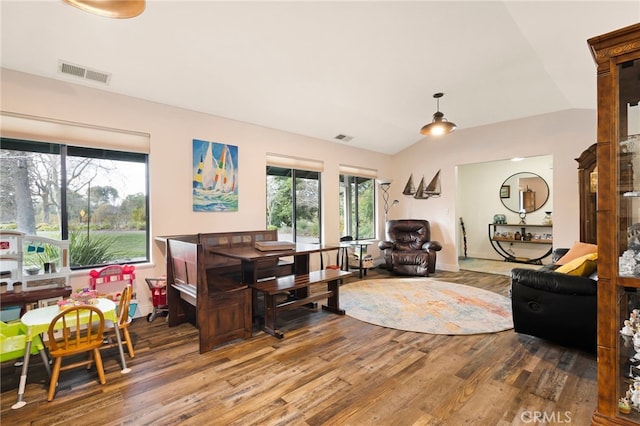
[340,278,513,335]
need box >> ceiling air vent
[58,60,111,84]
[334,134,354,143]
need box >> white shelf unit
[0,231,70,291]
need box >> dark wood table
[208,243,350,338]
[208,242,336,284]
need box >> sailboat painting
[192,139,238,212]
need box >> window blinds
[266,153,323,172]
[339,164,378,178]
[0,111,150,154]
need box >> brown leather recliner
[378,219,442,276]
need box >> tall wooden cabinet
[590,23,640,425]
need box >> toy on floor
[89,265,137,318]
[145,277,167,322]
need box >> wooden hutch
[590,23,640,425]
[576,143,598,244]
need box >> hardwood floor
[1,268,597,425]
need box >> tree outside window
[266,166,320,243]
[339,175,374,240]
[1,139,149,269]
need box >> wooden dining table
[11,298,130,409]
[208,242,351,338]
[208,242,335,285]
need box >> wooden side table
[1,286,72,316]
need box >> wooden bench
[198,231,294,280]
[251,269,353,338]
[161,230,300,352]
[159,230,294,281]
[166,239,252,353]
[171,282,197,305]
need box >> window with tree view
[266,166,320,243]
[0,138,149,269]
[339,174,375,240]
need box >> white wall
[458,155,554,261]
[1,69,597,313]
[1,69,392,315]
[388,109,596,272]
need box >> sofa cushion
[556,241,597,265]
[555,252,598,276]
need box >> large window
[0,138,149,269]
[266,166,321,243]
[339,174,375,240]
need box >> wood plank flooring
[0,268,597,425]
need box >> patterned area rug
[340,278,513,335]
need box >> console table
[488,223,552,265]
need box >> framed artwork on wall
[192,139,239,212]
[500,185,510,199]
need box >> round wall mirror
[499,172,549,213]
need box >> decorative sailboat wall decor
[402,174,416,196]
[403,170,441,199]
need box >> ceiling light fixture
[64,0,145,19]
[420,92,456,136]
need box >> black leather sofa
[510,248,597,353]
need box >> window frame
[266,165,322,243]
[339,174,375,240]
[1,137,150,270]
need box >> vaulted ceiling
[2,1,639,154]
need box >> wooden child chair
[100,284,135,358]
[46,305,106,401]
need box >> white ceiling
[1,1,639,155]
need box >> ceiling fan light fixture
[420,92,457,136]
[64,0,145,19]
